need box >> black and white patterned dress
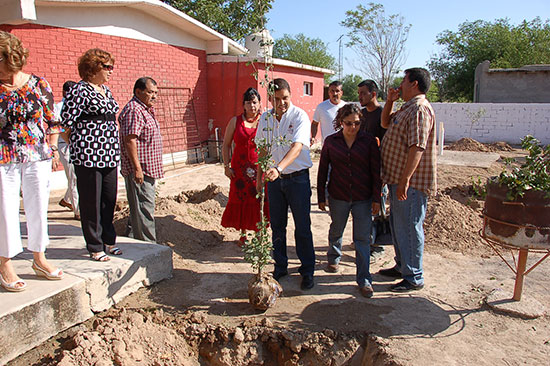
[61,81,120,168]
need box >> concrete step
[0,220,173,365]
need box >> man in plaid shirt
[379,68,437,292]
[119,77,164,243]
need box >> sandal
[0,272,27,292]
[32,261,63,280]
[107,246,123,256]
[90,252,110,262]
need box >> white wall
[432,103,550,145]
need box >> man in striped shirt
[379,68,437,292]
[119,77,164,243]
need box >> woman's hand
[51,151,60,170]
[318,202,327,211]
[224,165,234,179]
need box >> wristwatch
[276,166,283,175]
[50,145,58,152]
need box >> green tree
[391,76,441,102]
[341,3,411,99]
[272,33,337,82]
[341,74,363,102]
[429,17,550,102]
[166,0,274,42]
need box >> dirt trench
[39,308,399,366]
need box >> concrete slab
[438,150,501,168]
[486,288,547,319]
[0,219,173,364]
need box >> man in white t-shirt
[311,80,346,144]
[255,78,315,290]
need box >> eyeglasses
[342,120,361,127]
[102,64,114,71]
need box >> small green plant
[467,107,486,138]
[471,176,487,199]
[242,35,278,275]
[493,135,550,201]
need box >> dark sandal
[90,252,110,262]
[108,247,123,255]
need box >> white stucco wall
[432,103,550,145]
[36,5,208,50]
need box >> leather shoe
[273,270,288,281]
[300,275,314,290]
[378,267,401,278]
[389,279,424,293]
[360,285,374,298]
[325,263,339,273]
[59,199,73,211]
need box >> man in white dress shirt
[255,78,315,290]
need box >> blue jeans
[388,184,428,286]
[267,173,315,277]
[327,197,373,287]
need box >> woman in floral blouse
[0,31,63,292]
[61,48,121,262]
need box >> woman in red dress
[221,88,266,245]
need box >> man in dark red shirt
[119,77,164,243]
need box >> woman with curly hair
[61,48,121,262]
[0,31,63,292]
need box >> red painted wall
[0,24,209,154]
[207,60,326,137]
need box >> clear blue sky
[265,0,549,78]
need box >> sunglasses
[342,121,361,127]
[102,64,114,71]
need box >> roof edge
[207,55,335,75]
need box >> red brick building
[1,0,331,183]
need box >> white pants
[0,160,51,258]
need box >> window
[303,82,313,96]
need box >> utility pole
[336,35,344,81]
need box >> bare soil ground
[10,144,550,366]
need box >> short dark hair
[404,68,431,94]
[329,80,343,88]
[357,79,379,94]
[333,103,362,131]
[62,80,77,94]
[243,87,261,104]
[270,78,291,93]
[133,77,157,95]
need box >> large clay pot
[483,179,550,249]
[248,272,282,311]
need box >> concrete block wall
[432,103,550,145]
[0,23,209,152]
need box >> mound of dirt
[445,138,514,153]
[424,186,492,257]
[54,308,366,366]
[486,141,514,152]
[113,184,237,252]
[446,138,490,152]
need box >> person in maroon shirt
[317,103,382,298]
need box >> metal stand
[480,216,550,301]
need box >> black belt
[280,168,309,179]
[78,113,116,121]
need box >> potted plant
[483,135,550,249]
